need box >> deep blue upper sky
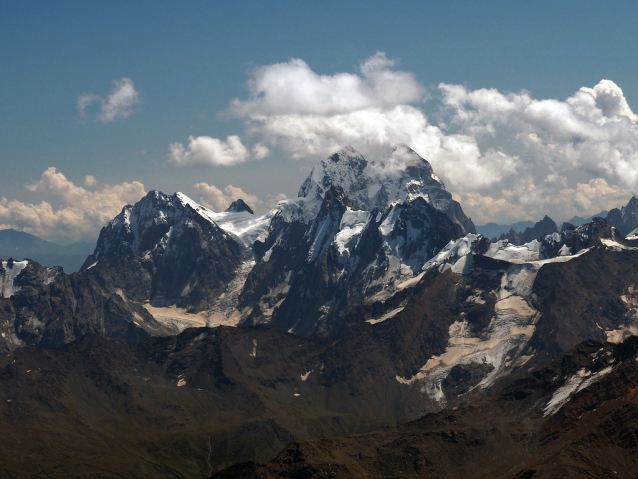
[2,1,638,240]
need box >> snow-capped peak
[296,145,458,223]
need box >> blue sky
[2,1,638,240]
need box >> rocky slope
[607,196,638,236]
[235,145,475,335]
[521,215,559,244]
[0,326,432,478]
[0,258,157,352]
[80,190,252,330]
[240,185,464,335]
[215,336,638,479]
[497,215,559,245]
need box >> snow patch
[605,325,638,343]
[334,208,369,257]
[366,306,406,324]
[543,366,613,416]
[396,264,540,402]
[450,254,474,274]
[1,260,28,298]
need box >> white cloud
[229,52,424,117]
[193,182,261,212]
[0,168,145,241]
[169,52,424,168]
[454,178,630,225]
[436,79,638,220]
[169,135,251,166]
[580,80,638,123]
[251,143,270,160]
[78,77,140,123]
[170,51,638,222]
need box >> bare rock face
[521,215,559,243]
[236,145,474,336]
[0,258,156,352]
[607,196,638,235]
[81,191,245,313]
[3,215,638,475]
[74,146,474,337]
[226,198,254,214]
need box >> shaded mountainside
[0,258,158,353]
[566,210,608,226]
[476,221,535,240]
[213,336,638,479]
[497,215,559,245]
[81,190,246,313]
[608,196,638,236]
[240,186,464,336]
[521,215,558,244]
[0,327,429,478]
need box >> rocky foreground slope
[2,233,638,476]
[215,336,638,479]
[0,258,159,352]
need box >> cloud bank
[170,53,638,223]
[78,78,140,123]
[0,169,270,241]
[0,168,146,241]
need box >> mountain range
[0,229,94,273]
[3,145,638,477]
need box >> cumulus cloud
[454,178,631,225]
[170,52,638,222]
[229,52,424,117]
[193,182,261,212]
[169,135,251,166]
[0,168,145,241]
[437,79,638,221]
[168,52,424,167]
[78,77,140,122]
[580,80,638,123]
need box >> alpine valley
[3,145,638,478]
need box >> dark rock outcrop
[498,227,524,245]
[607,196,638,236]
[81,191,245,312]
[226,198,254,214]
[213,336,638,479]
[0,258,156,352]
[539,217,624,258]
[521,215,559,243]
[239,185,464,336]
